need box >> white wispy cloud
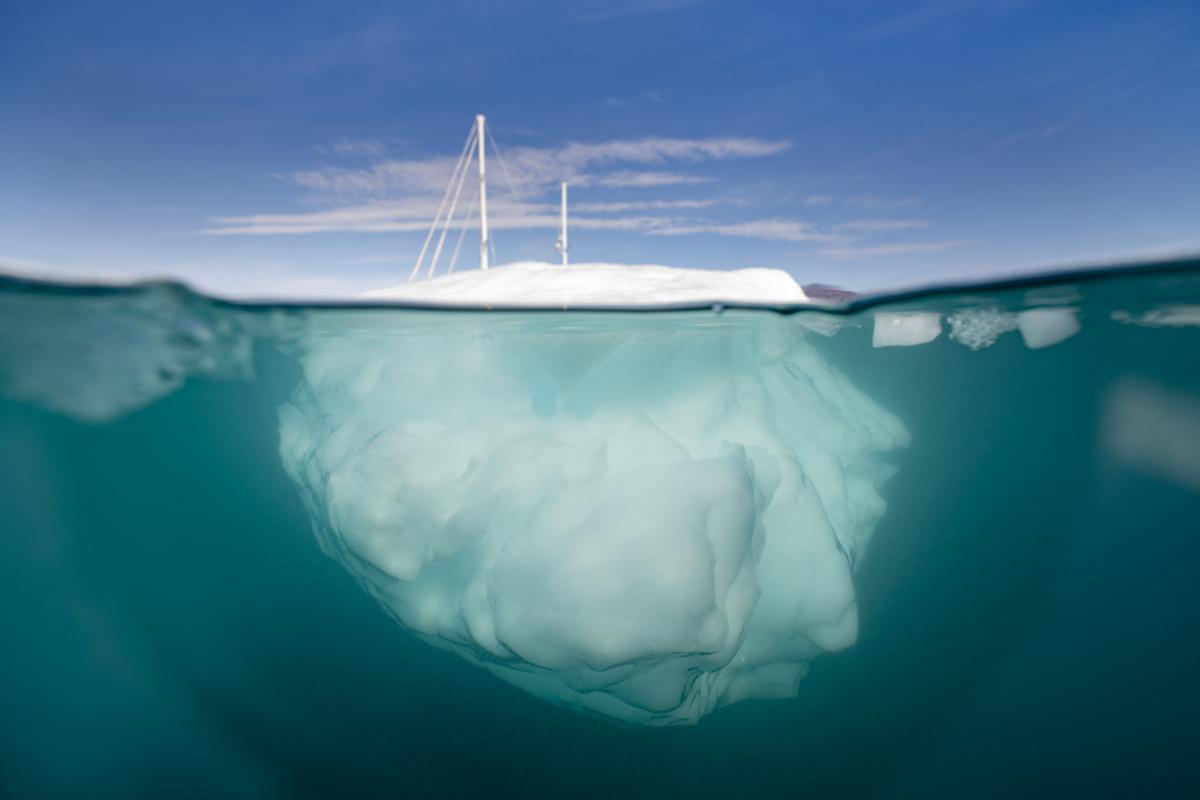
[288,158,456,198]
[649,218,840,242]
[286,135,788,201]
[208,133,796,237]
[525,136,790,169]
[833,219,930,233]
[318,137,389,158]
[574,198,727,213]
[845,194,923,209]
[821,240,967,259]
[202,130,950,257]
[205,202,929,247]
[204,199,553,235]
[574,170,715,188]
[994,124,1069,148]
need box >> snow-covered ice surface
[366,261,809,307]
[281,263,906,725]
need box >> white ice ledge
[365,261,808,307]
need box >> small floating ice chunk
[1111,305,1200,328]
[1017,307,1081,349]
[796,313,850,337]
[872,312,942,348]
[948,307,1019,350]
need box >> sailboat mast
[557,181,569,266]
[476,114,489,270]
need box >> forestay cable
[486,125,522,200]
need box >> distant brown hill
[802,284,857,303]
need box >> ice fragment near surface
[1017,307,1080,349]
[0,286,253,422]
[873,312,942,347]
[948,307,1019,350]
[1111,305,1200,328]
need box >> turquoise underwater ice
[279,309,906,725]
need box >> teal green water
[1,262,1199,797]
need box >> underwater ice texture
[0,286,255,422]
[274,263,906,724]
[278,311,907,724]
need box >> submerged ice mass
[279,264,908,725]
[0,285,254,422]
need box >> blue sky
[1,0,1198,296]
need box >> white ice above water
[367,261,809,307]
[279,264,908,725]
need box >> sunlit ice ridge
[2,258,1200,792]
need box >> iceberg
[279,264,908,725]
[1017,307,1080,349]
[872,311,942,347]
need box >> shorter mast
[555,181,569,266]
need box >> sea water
[1,261,1198,797]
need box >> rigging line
[447,183,479,275]
[408,122,475,282]
[481,125,522,272]
[489,124,555,269]
[429,124,478,277]
[427,126,478,279]
[486,125,522,202]
[407,122,476,282]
